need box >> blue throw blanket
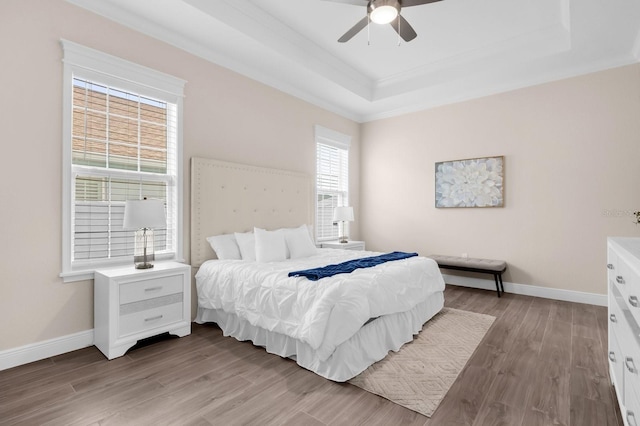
[288,251,418,281]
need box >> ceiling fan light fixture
[369,0,400,25]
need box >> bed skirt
[195,291,444,382]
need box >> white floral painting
[435,156,504,208]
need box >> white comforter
[195,249,445,361]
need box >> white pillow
[285,225,317,259]
[274,224,315,258]
[234,231,256,261]
[206,234,241,260]
[254,227,287,263]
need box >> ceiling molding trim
[185,0,374,100]
[65,0,364,121]
[362,54,638,122]
[373,23,570,100]
[65,0,640,124]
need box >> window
[61,40,186,282]
[315,125,351,242]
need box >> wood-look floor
[0,286,623,426]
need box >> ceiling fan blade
[390,15,417,42]
[338,16,369,42]
[321,0,368,5]
[401,0,444,7]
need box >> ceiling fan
[323,0,444,43]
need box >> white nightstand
[94,261,191,360]
[320,240,366,251]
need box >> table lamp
[123,198,166,269]
[333,206,354,244]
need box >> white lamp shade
[333,206,354,222]
[123,199,166,230]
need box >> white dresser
[608,237,640,426]
[94,261,191,359]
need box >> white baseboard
[0,329,94,371]
[442,274,607,306]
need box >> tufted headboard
[190,158,314,268]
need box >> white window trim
[315,125,351,151]
[60,40,186,282]
[314,125,352,243]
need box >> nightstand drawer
[119,302,184,337]
[120,274,183,305]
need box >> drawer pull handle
[628,411,637,426]
[144,315,163,322]
[616,276,625,284]
[609,351,616,362]
[607,263,614,270]
[145,286,162,292]
[610,314,617,323]
[625,357,637,373]
[630,296,639,308]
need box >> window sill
[60,255,184,283]
[60,270,95,283]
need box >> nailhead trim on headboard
[190,158,313,267]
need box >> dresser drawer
[618,260,640,326]
[120,274,184,305]
[624,347,640,406]
[119,302,184,337]
[610,288,624,334]
[609,326,624,395]
[608,247,619,285]
[613,258,632,297]
[626,383,640,426]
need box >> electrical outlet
[462,253,468,259]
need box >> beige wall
[0,0,359,351]
[360,64,640,295]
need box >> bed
[191,158,445,381]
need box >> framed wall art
[435,156,504,208]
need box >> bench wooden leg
[498,273,505,294]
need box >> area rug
[348,307,495,417]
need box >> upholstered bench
[429,255,507,297]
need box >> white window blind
[315,125,351,242]
[71,79,176,264]
[61,40,185,281]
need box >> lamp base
[339,236,349,243]
[133,228,155,270]
[134,262,154,269]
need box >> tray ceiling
[67,0,640,122]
